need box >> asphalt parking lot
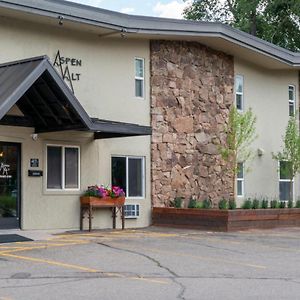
[0,226,300,300]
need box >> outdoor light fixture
[257,148,264,156]
[31,134,38,141]
[58,15,64,26]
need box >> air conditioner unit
[124,204,140,219]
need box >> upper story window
[235,75,244,111]
[46,145,80,190]
[112,156,145,198]
[135,58,145,98]
[288,85,296,116]
[237,162,244,197]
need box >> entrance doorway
[0,142,21,229]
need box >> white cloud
[66,0,103,8]
[121,7,135,14]
[153,1,190,19]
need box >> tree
[220,107,257,199]
[272,114,300,201]
[183,0,300,51]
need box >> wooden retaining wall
[152,207,300,231]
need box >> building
[0,0,299,230]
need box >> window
[237,162,244,197]
[279,161,293,201]
[235,75,244,111]
[47,145,79,190]
[124,204,140,218]
[288,85,296,116]
[135,58,144,98]
[112,156,145,198]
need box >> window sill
[43,189,82,196]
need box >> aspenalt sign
[53,50,82,93]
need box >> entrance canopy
[0,56,151,139]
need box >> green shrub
[195,201,203,209]
[279,201,286,208]
[228,199,236,210]
[188,197,197,208]
[242,199,252,209]
[170,197,183,208]
[252,199,260,209]
[218,198,228,210]
[288,200,293,208]
[202,199,212,209]
[270,199,279,208]
[261,199,269,209]
[296,200,300,208]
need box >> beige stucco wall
[235,58,299,205]
[0,16,151,230]
[0,126,151,229]
[0,17,150,125]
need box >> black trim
[0,142,21,229]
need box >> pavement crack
[97,242,178,277]
[97,242,186,299]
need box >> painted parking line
[0,238,169,285]
[109,242,266,270]
[1,252,99,273]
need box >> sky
[66,0,191,19]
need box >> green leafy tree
[183,0,300,51]
[220,107,257,199]
[272,114,300,201]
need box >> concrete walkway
[0,228,67,241]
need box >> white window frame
[288,85,296,116]
[279,160,294,201]
[112,155,145,199]
[235,75,244,112]
[46,144,80,191]
[134,57,145,99]
[237,162,244,197]
[124,204,140,219]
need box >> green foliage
[195,201,203,209]
[296,200,300,208]
[219,107,257,199]
[183,0,300,51]
[202,199,212,209]
[279,201,286,209]
[252,199,260,209]
[188,197,197,208]
[273,114,300,201]
[242,199,252,209]
[170,197,183,208]
[270,199,279,209]
[228,199,237,210]
[218,198,228,210]
[261,198,269,209]
[288,200,293,208]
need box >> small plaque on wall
[30,158,39,168]
[28,170,43,177]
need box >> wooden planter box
[152,207,300,232]
[80,196,125,207]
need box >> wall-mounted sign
[53,50,82,93]
[0,162,12,179]
[30,158,39,168]
[28,170,43,177]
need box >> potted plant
[80,185,125,206]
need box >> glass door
[0,142,21,229]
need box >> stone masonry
[151,40,234,207]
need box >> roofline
[0,0,300,66]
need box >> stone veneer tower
[151,40,234,207]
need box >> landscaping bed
[152,207,300,231]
